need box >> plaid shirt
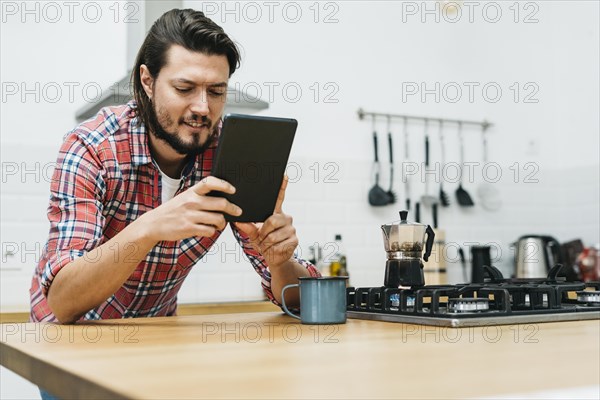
[29,101,319,322]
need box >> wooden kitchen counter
[1,312,599,399]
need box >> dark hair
[131,8,241,129]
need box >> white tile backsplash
[289,157,599,288]
[1,194,50,223]
[1,145,598,308]
[1,221,49,275]
[0,273,32,312]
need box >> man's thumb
[235,222,259,242]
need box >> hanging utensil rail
[357,108,493,130]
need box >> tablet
[210,114,298,222]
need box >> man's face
[140,45,230,156]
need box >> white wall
[209,1,599,168]
[1,1,599,308]
[1,1,598,396]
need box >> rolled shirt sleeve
[230,223,320,307]
[40,131,107,296]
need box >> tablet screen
[210,114,297,222]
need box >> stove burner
[448,298,490,313]
[509,293,549,309]
[346,266,600,327]
[389,294,415,309]
[577,291,600,304]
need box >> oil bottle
[329,235,349,285]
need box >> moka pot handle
[423,225,435,262]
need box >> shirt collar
[127,100,153,166]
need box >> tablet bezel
[209,113,298,223]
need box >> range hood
[75,0,268,122]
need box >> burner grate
[347,280,600,321]
[346,267,600,326]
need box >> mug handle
[281,284,300,320]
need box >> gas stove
[347,265,600,327]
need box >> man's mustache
[182,115,211,128]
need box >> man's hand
[137,176,242,242]
[235,176,298,269]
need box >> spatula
[421,120,438,208]
[458,247,468,282]
[415,201,421,223]
[476,123,502,211]
[385,117,397,204]
[455,122,475,207]
[368,119,389,207]
[438,121,450,207]
[402,117,411,211]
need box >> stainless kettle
[513,235,562,278]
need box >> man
[29,8,319,324]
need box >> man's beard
[147,101,219,156]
